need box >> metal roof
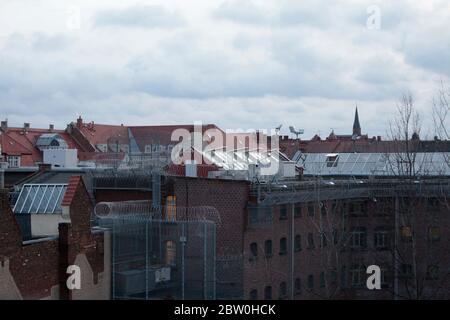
[13,184,68,214]
[36,133,68,149]
[294,152,450,176]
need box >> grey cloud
[94,5,185,29]
[402,24,450,77]
[31,33,71,51]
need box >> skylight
[13,184,68,214]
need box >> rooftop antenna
[275,124,282,135]
[289,126,304,140]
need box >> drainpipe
[290,203,295,299]
[394,196,399,299]
[0,163,5,189]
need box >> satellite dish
[275,124,282,135]
[289,126,304,139]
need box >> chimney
[23,123,30,132]
[49,124,54,131]
[1,120,7,131]
[38,163,52,172]
[76,116,83,129]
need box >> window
[165,240,176,266]
[264,286,272,300]
[295,278,302,295]
[326,154,339,167]
[166,196,177,221]
[348,201,367,216]
[350,227,367,249]
[294,235,302,252]
[380,267,388,287]
[307,275,314,289]
[279,238,287,255]
[427,265,439,280]
[331,201,339,214]
[279,282,287,299]
[249,289,258,300]
[400,226,413,242]
[307,204,315,217]
[7,155,20,168]
[374,227,389,249]
[428,226,440,242]
[320,232,327,248]
[144,145,152,154]
[332,229,339,245]
[427,198,439,209]
[294,204,302,218]
[307,233,315,249]
[250,242,258,259]
[265,240,273,257]
[330,269,338,284]
[320,202,327,215]
[350,265,365,287]
[320,272,326,288]
[341,266,347,288]
[279,205,287,220]
[400,264,413,279]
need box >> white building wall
[43,149,78,168]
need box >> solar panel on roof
[13,184,68,214]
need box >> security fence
[95,202,218,300]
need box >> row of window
[249,226,441,258]
[277,201,369,220]
[276,198,444,222]
[248,263,442,299]
[250,233,332,258]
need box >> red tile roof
[129,124,222,152]
[61,175,83,206]
[0,127,83,166]
[77,123,129,147]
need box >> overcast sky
[0,0,449,138]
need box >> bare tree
[385,93,424,177]
[432,80,450,169]
[383,93,450,299]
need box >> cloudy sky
[0,0,449,138]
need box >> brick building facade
[168,176,450,300]
[0,176,110,299]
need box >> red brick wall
[0,180,106,300]
[173,177,250,299]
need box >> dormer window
[326,154,339,167]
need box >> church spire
[353,106,361,136]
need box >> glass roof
[294,152,450,176]
[13,184,68,214]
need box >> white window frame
[7,155,21,168]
